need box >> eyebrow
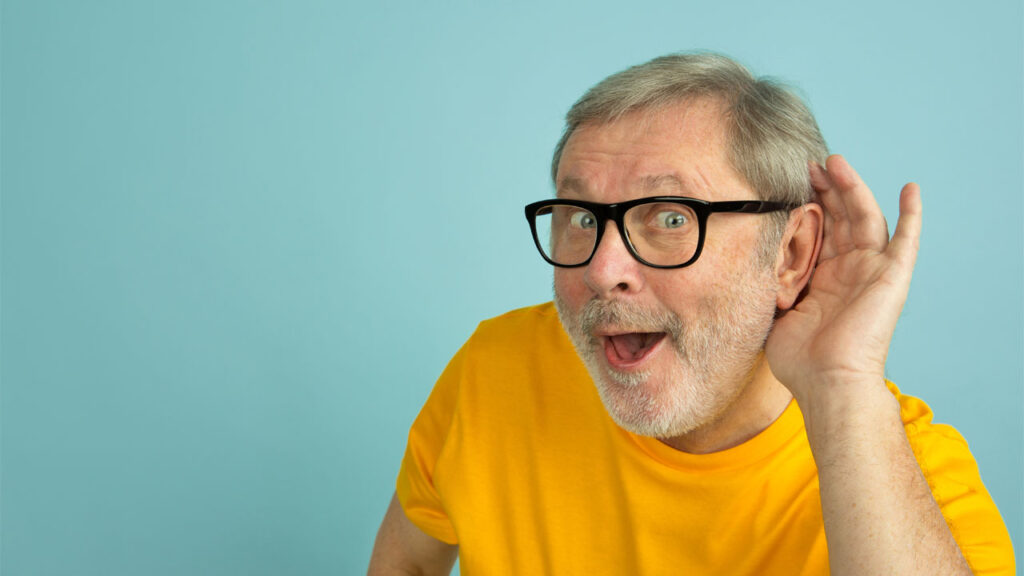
[556,177,587,198]
[556,174,686,198]
[641,174,684,193]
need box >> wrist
[789,371,893,409]
[794,376,902,452]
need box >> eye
[570,210,597,230]
[653,210,689,229]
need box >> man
[368,53,1015,575]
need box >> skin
[367,494,458,576]
[553,99,807,454]
[369,98,971,575]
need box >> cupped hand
[766,155,922,404]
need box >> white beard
[555,264,779,439]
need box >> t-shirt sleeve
[394,338,468,546]
[898,393,1017,575]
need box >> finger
[889,182,922,267]
[824,155,889,249]
[817,201,840,261]
[809,161,846,259]
[810,160,848,225]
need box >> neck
[657,357,793,454]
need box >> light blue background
[2,0,1020,573]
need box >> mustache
[576,299,684,342]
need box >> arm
[766,156,971,575]
[367,492,458,576]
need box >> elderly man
[368,53,1014,575]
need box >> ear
[774,203,823,310]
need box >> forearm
[799,379,971,576]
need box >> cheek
[553,269,588,307]
[703,224,764,266]
[640,268,724,319]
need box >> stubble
[555,264,779,440]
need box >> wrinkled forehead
[554,98,740,201]
[557,174,690,199]
[555,95,733,171]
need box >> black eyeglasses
[524,196,796,269]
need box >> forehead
[555,98,745,201]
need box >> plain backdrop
[2,0,1021,573]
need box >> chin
[590,358,721,439]
[553,270,777,440]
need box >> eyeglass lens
[533,203,700,267]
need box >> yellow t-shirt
[397,303,1015,575]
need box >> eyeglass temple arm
[709,200,798,214]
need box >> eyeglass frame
[524,196,799,270]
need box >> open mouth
[603,332,667,369]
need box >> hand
[765,155,922,405]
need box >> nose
[583,222,645,298]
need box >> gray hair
[551,53,828,265]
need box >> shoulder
[887,382,1016,574]
[886,381,971,462]
[447,301,590,412]
[887,381,974,480]
[462,302,568,357]
[440,301,572,383]
[473,302,561,340]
